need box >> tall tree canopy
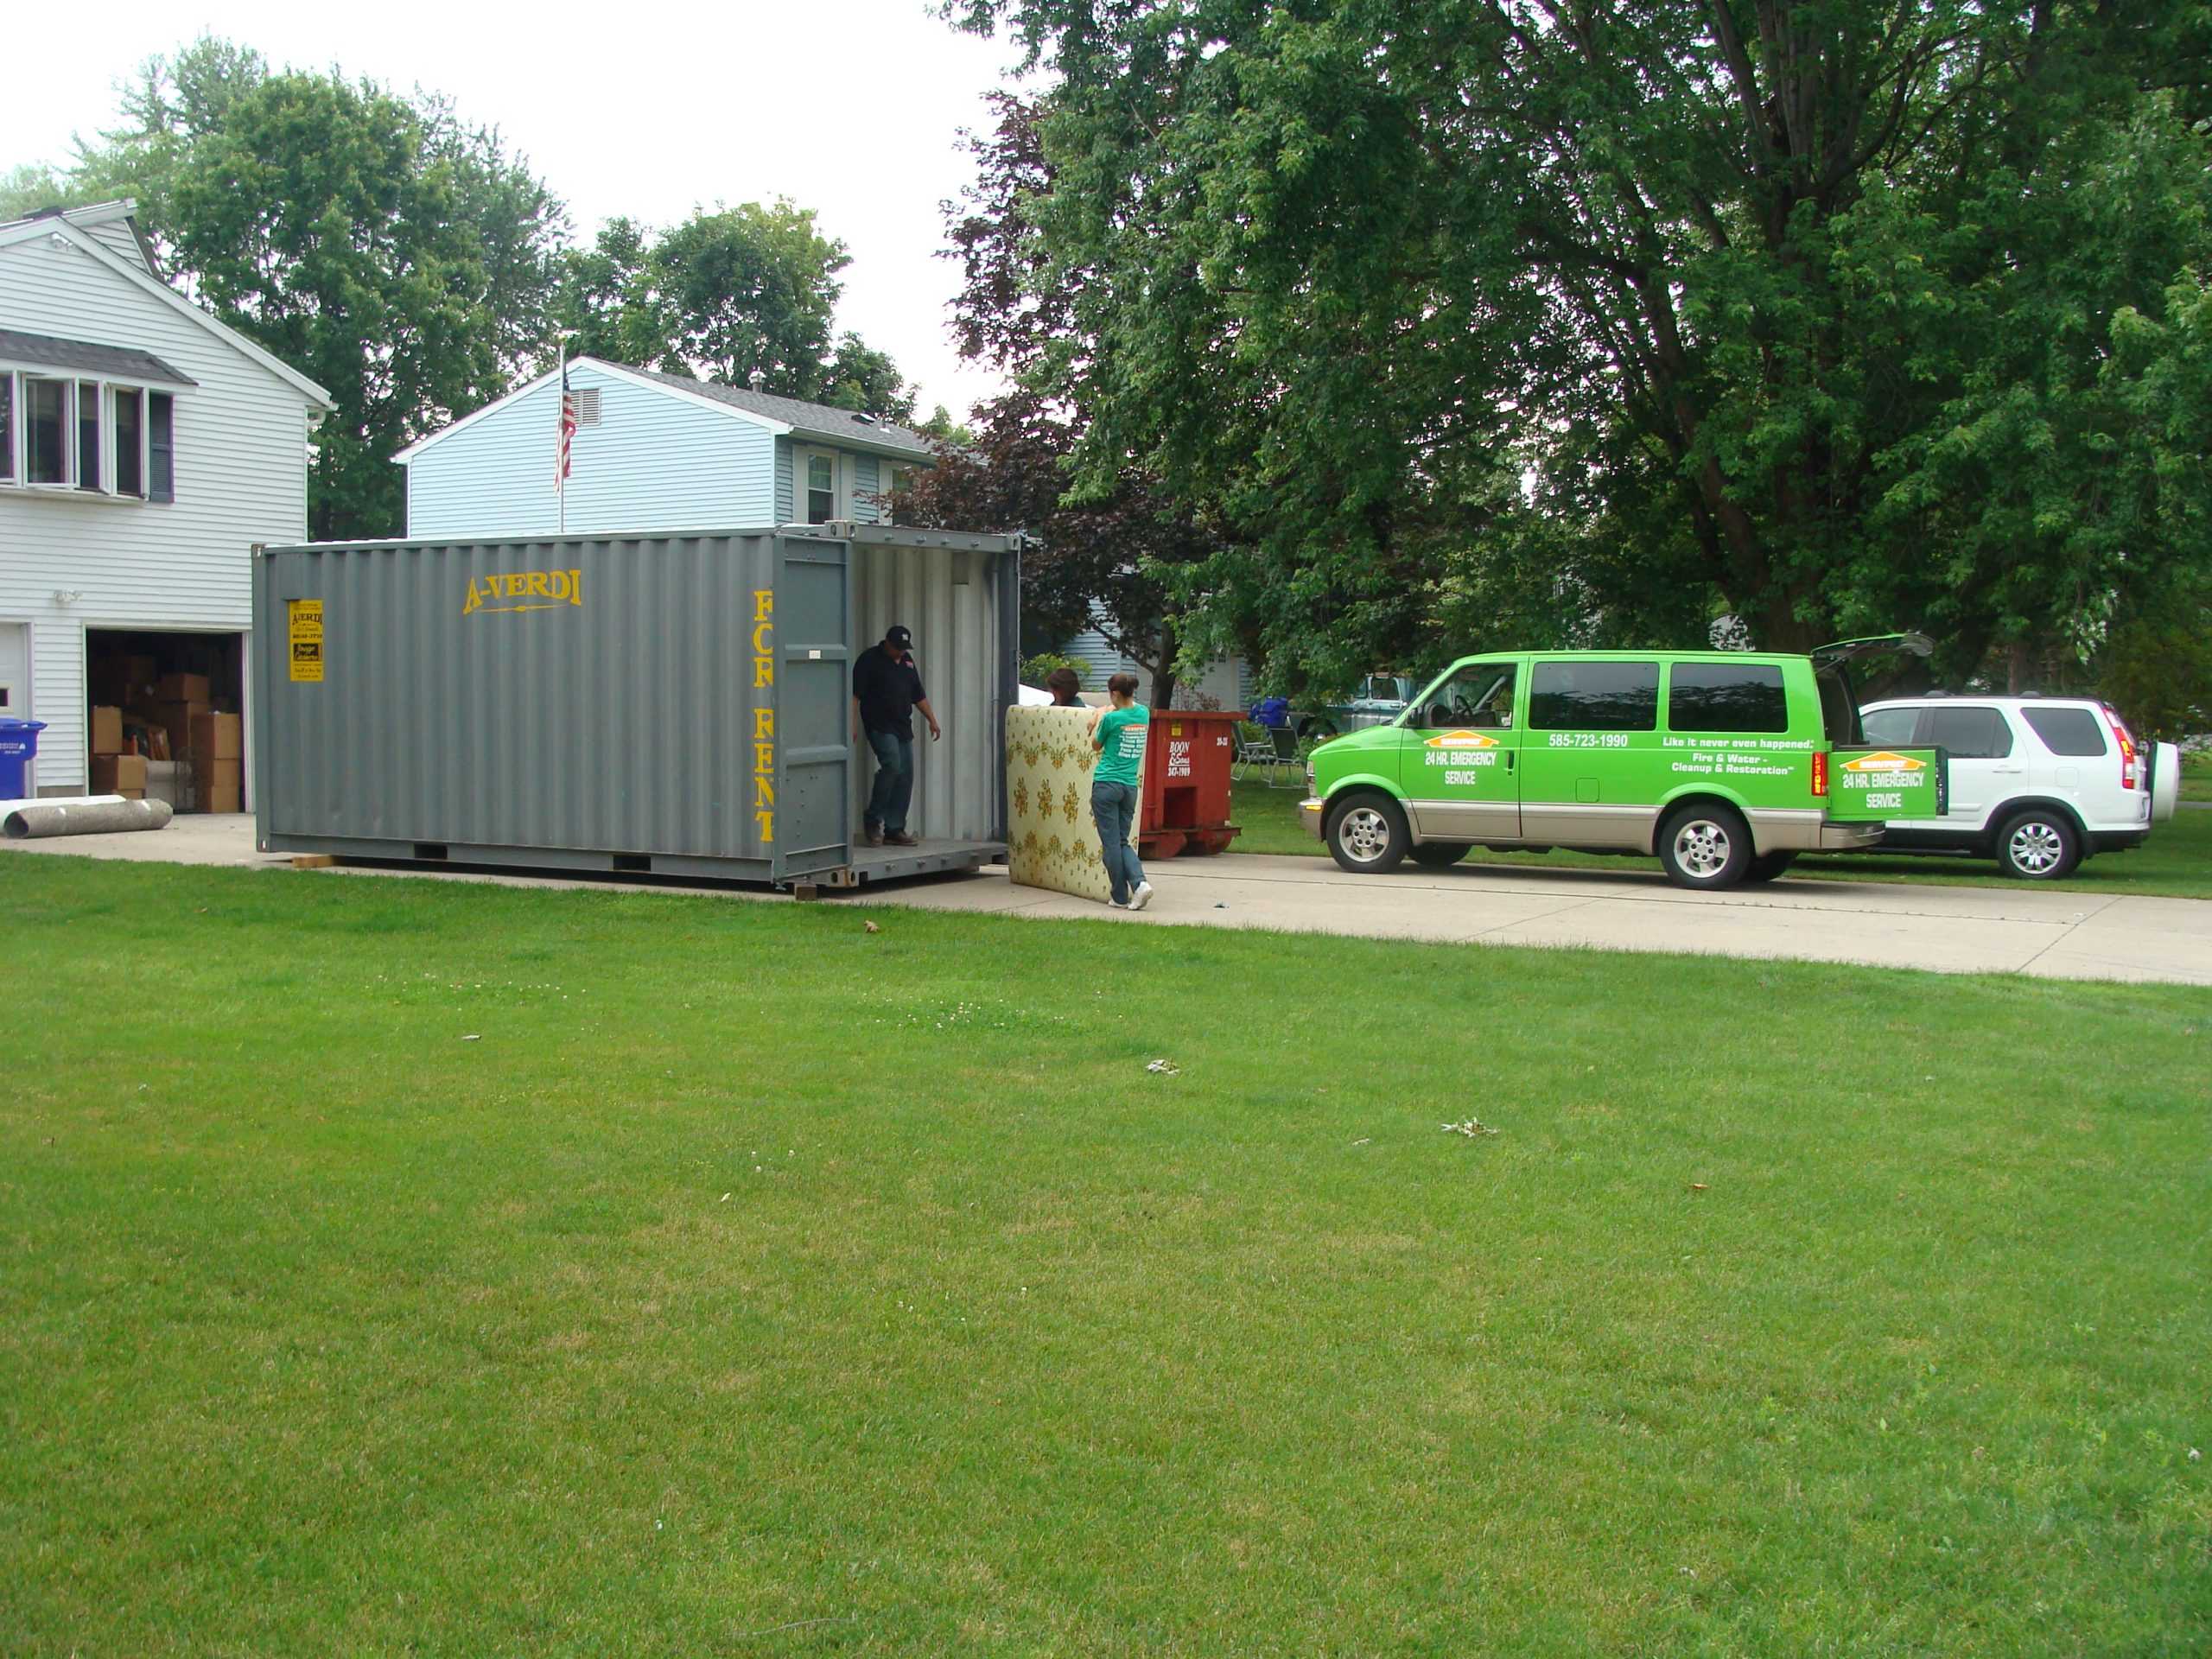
[950,0,2212,695]
[550,205,917,421]
[899,93,1225,705]
[66,38,566,539]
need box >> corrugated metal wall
[255,528,1014,868]
[849,538,1001,842]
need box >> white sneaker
[1128,881,1154,912]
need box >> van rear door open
[1811,634,1948,821]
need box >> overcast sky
[3,0,1022,423]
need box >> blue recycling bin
[0,718,48,799]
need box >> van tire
[1326,793,1409,874]
[1744,850,1797,884]
[1994,807,2080,880]
[1410,841,1471,869]
[1657,803,1752,890]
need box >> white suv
[1856,696,2181,879]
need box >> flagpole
[556,336,568,537]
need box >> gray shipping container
[251,524,1022,886]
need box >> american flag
[556,363,577,489]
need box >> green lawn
[2183,749,2211,803]
[3,856,2208,1654]
[1231,779,2212,899]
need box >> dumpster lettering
[461,569,583,616]
[752,590,773,842]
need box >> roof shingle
[621,365,938,458]
[0,327,197,386]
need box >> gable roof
[0,212,332,410]
[0,327,197,386]
[391,355,941,464]
[0,200,161,276]
[620,365,938,459]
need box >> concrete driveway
[5,814,2205,986]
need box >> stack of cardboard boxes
[87,663,244,812]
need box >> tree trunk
[1146,619,1180,710]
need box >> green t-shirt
[1093,703,1150,786]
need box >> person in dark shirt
[851,625,939,848]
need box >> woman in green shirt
[1086,673,1154,911]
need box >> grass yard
[1230,778,2212,899]
[3,855,2209,1655]
[2183,749,2211,803]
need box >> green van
[1299,639,1947,889]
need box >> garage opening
[85,630,245,812]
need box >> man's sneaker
[1128,881,1154,912]
[885,830,918,848]
[863,824,884,848]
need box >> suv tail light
[1811,751,1829,797]
[2101,702,2139,790]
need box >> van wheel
[1658,803,1751,890]
[1743,851,1797,884]
[1326,794,1409,874]
[1410,841,1471,869]
[1995,809,2080,880]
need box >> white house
[0,200,332,798]
[395,355,935,537]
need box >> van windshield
[1817,664,1863,746]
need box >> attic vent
[852,412,878,425]
[570,386,602,425]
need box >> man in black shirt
[851,624,940,847]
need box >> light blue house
[393,356,936,538]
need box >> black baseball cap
[886,625,912,648]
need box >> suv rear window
[1529,661,1658,731]
[2021,706,2107,756]
[1859,707,1919,747]
[1924,705,2013,760]
[1668,662,1788,734]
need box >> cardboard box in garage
[91,706,124,754]
[190,711,243,762]
[157,672,212,705]
[90,753,148,797]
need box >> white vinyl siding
[405,361,775,537]
[0,230,315,792]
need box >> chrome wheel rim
[1338,806,1394,864]
[2009,821,2064,874]
[1673,818,1732,880]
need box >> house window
[148,391,175,502]
[78,380,102,491]
[879,461,911,524]
[23,376,71,485]
[113,387,143,497]
[804,451,838,524]
[0,372,167,497]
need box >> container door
[772,536,855,881]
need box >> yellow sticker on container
[288,599,324,683]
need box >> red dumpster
[1140,709,1242,857]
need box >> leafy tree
[548,205,917,421]
[948,0,2212,688]
[906,93,1226,706]
[0,164,84,220]
[55,37,564,538]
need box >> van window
[1668,662,1788,734]
[1528,661,1657,731]
[1415,664,1516,729]
[2021,707,2107,756]
[1924,705,2012,760]
[1859,707,1919,747]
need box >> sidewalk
[4,816,2205,985]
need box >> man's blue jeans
[864,728,914,834]
[1090,779,1145,904]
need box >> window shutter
[149,392,175,501]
